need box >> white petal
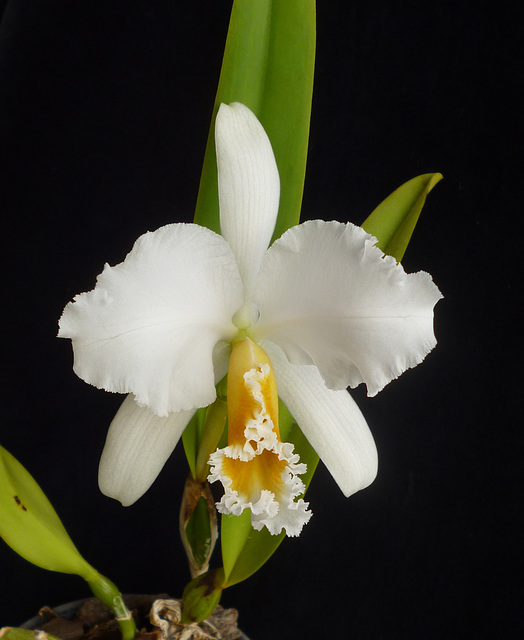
[215,103,280,296]
[58,223,243,416]
[263,341,378,497]
[253,221,442,396]
[99,394,195,506]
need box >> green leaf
[361,173,443,262]
[0,445,98,580]
[193,0,315,240]
[220,509,252,581]
[0,446,137,640]
[221,402,319,587]
[181,408,207,480]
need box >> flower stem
[195,397,228,482]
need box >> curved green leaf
[0,446,137,640]
[0,445,98,580]
[362,173,443,261]
[193,0,316,241]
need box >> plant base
[20,595,248,640]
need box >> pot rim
[20,599,88,629]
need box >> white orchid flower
[58,102,442,537]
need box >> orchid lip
[207,337,311,536]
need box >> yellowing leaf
[0,445,97,580]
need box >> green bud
[181,569,225,624]
[179,477,218,578]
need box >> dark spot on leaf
[14,495,27,511]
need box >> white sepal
[216,103,280,296]
[263,341,378,498]
[98,394,195,506]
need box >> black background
[0,1,521,638]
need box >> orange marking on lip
[222,449,287,502]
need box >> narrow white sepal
[253,220,442,396]
[98,394,195,506]
[263,341,378,497]
[216,103,280,296]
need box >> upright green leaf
[0,445,98,580]
[220,509,252,581]
[362,173,443,261]
[193,0,316,240]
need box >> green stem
[195,398,228,482]
[87,573,137,640]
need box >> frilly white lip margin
[208,363,311,537]
[208,441,311,537]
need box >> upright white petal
[59,223,243,416]
[263,341,378,497]
[99,394,196,506]
[253,221,442,396]
[216,103,280,295]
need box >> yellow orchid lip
[208,338,311,536]
[221,449,288,504]
[226,338,280,448]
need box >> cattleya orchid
[58,102,442,537]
